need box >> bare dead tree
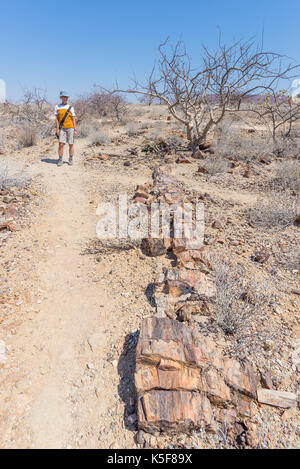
[255,93,300,143]
[20,87,49,124]
[4,87,49,125]
[113,36,299,151]
[2,87,52,139]
[74,86,127,122]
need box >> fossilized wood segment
[257,388,297,409]
[135,317,258,434]
[138,390,216,434]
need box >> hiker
[55,91,77,166]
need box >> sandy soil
[0,138,157,448]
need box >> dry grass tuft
[271,160,300,193]
[249,192,297,228]
[199,156,230,175]
[77,119,102,138]
[212,259,271,336]
[17,125,38,147]
[89,131,111,146]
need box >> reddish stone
[176,155,192,164]
[141,238,167,257]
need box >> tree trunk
[186,123,192,142]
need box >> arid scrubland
[0,38,299,450]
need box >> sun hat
[60,91,69,97]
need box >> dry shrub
[77,119,101,138]
[0,165,8,190]
[200,156,230,175]
[7,88,52,138]
[89,131,111,146]
[17,124,38,147]
[0,164,28,190]
[139,121,152,130]
[118,116,130,126]
[212,260,271,336]
[271,160,300,193]
[213,119,275,162]
[74,88,127,122]
[126,123,139,136]
[249,192,297,228]
[147,124,166,141]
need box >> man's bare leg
[68,143,74,165]
[58,142,64,166]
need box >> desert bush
[126,123,139,136]
[0,165,28,190]
[2,88,52,138]
[139,121,152,130]
[271,160,300,193]
[0,165,8,190]
[74,87,127,122]
[141,136,182,154]
[72,95,90,122]
[117,116,130,126]
[89,131,111,146]
[213,119,276,162]
[212,260,271,335]
[77,119,101,138]
[200,156,230,175]
[17,124,38,147]
[147,124,166,141]
[249,192,297,228]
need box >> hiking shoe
[68,156,73,166]
[57,157,63,167]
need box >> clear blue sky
[1,0,300,102]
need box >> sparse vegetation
[0,164,27,190]
[271,160,300,193]
[249,192,297,228]
[0,164,8,190]
[212,259,271,336]
[199,156,230,174]
[77,119,102,138]
[5,88,52,140]
[17,124,38,147]
[74,87,127,122]
[126,123,139,136]
[89,130,111,146]
[114,37,299,151]
[212,119,275,161]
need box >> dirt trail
[0,140,137,449]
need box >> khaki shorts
[59,128,74,144]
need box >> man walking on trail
[55,91,77,166]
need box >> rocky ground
[0,104,299,448]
